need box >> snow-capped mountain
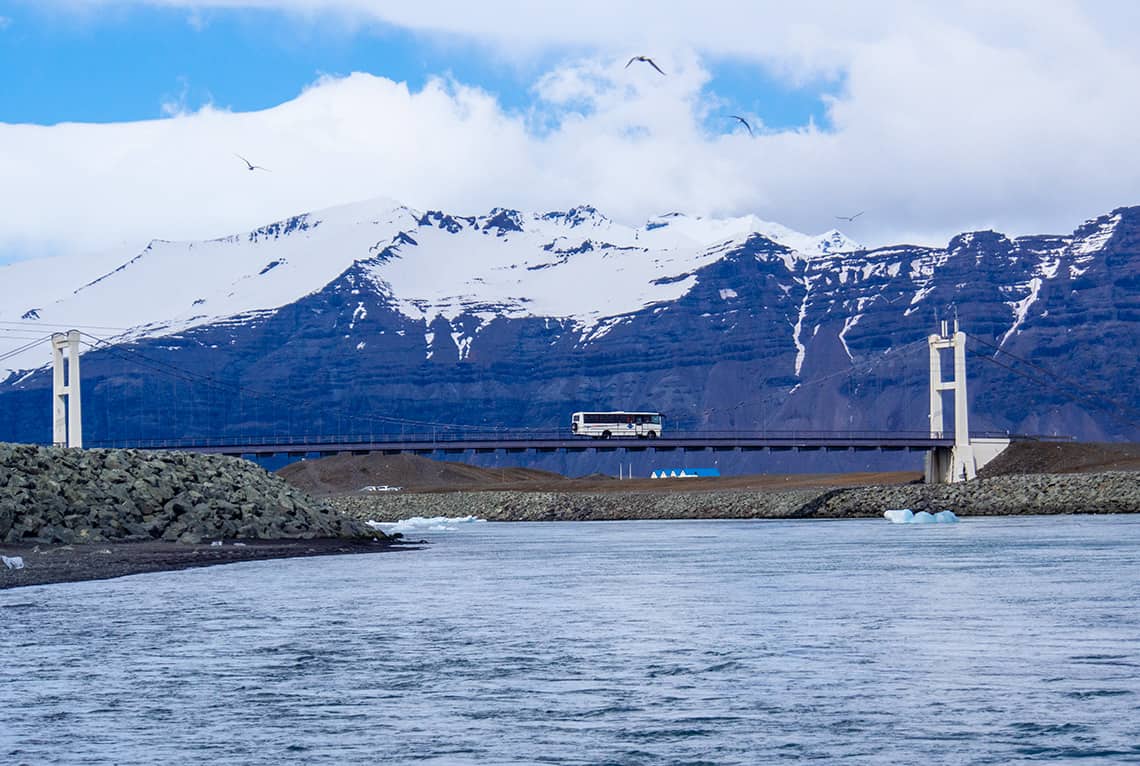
[0,198,857,374]
[2,197,1138,464]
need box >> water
[2,515,1140,764]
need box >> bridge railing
[80,428,1015,451]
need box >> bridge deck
[119,433,962,458]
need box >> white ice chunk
[884,509,914,523]
[367,515,485,533]
[2,555,25,570]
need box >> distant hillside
[280,442,1140,496]
[978,441,1140,477]
[278,452,569,496]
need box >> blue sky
[1,5,835,130]
[1,1,1139,264]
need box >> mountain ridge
[0,198,860,375]
[2,198,1138,468]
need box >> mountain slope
[2,199,1138,464]
[0,199,851,374]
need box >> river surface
[2,515,1139,765]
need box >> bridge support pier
[926,322,974,483]
[926,437,1011,484]
[51,330,83,448]
[925,445,976,484]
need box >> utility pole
[51,330,83,448]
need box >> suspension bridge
[3,319,1112,483]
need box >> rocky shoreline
[329,470,1140,522]
[1,443,399,589]
[0,537,403,590]
[0,443,382,545]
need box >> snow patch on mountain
[999,277,1042,347]
[1072,213,1121,257]
[642,213,859,259]
[357,206,852,346]
[839,313,863,361]
[0,198,420,373]
[792,276,814,376]
[369,211,715,331]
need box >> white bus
[570,411,663,439]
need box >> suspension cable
[75,330,508,433]
[966,347,1140,433]
[0,334,55,365]
[966,331,1140,424]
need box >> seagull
[729,115,753,136]
[626,55,666,75]
[836,211,864,222]
[235,154,271,172]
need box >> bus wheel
[602,430,612,439]
[647,431,657,439]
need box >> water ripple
[2,516,1140,764]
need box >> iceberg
[883,509,958,524]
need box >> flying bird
[235,154,271,172]
[626,55,666,75]
[729,115,753,136]
[836,212,864,222]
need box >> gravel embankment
[797,471,1140,517]
[331,488,827,521]
[330,471,1140,522]
[0,442,383,545]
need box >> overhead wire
[0,319,131,332]
[0,334,55,365]
[74,330,510,434]
[967,331,1140,421]
[697,336,931,428]
[964,337,1140,433]
[792,337,929,392]
[966,328,1140,424]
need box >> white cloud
[4,1,1140,262]
[159,76,199,117]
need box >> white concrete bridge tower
[51,330,83,448]
[925,320,976,483]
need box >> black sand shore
[0,538,412,590]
